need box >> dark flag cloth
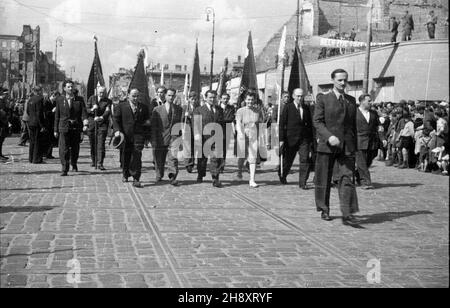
[216,58,229,97]
[287,43,312,96]
[190,41,201,97]
[87,36,105,99]
[128,49,151,108]
[238,31,258,106]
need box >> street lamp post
[54,36,63,89]
[206,7,215,90]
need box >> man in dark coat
[0,88,10,160]
[181,91,200,173]
[42,91,59,159]
[355,94,383,189]
[86,86,112,170]
[27,86,45,164]
[194,90,224,187]
[313,69,359,226]
[218,93,235,173]
[279,88,313,189]
[150,88,183,185]
[54,80,88,175]
[113,88,151,188]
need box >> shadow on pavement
[355,210,433,225]
[372,182,423,189]
[0,186,73,191]
[0,205,58,214]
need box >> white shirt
[129,101,137,113]
[333,88,345,102]
[294,101,303,119]
[207,104,215,114]
[165,102,171,115]
[359,107,370,123]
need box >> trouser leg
[337,153,359,217]
[314,153,334,214]
[298,141,311,186]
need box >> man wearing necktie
[113,89,151,188]
[150,88,183,186]
[54,80,88,176]
[313,69,359,227]
[194,90,225,188]
[279,88,313,189]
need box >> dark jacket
[150,103,183,147]
[221,104,236,124]
[279,101,313,146]
[27,95,45,128]
[54,95,87,133]
[193,104,224,142]
[113,100,151,143]
[356,108,380,151]
[86,95,112,131]
[313,91,357,154]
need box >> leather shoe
[133,180,143,188]
[46,155,55,159]
[91,162,95,167]
[122,177,129,183]
[170,179,179,186]
[361,184,374,190]
[186,166,193,173]
[196,177,203,183]
[98,165,106,171]
[299,184,309,190]
[342,215,359,226]
[280,177,287,185]
[321,211,332,221]
[212,179,222,188]
[72,166,78,172]
[60,172,68,176]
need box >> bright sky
[0,0,298,84]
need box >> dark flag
[216,57,229,97]
[287,43,311,96]
[238,31,258,106]
[190,41,201,97]
[128,49,151,108]
[87,36,105,99]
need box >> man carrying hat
[113,89,151,188]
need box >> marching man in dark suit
[150,88,183,186]
[27,86,45,164]
[113,88,151,188]
[182,91,200,173]
[194,90,224,188]
[86,86,112,170]
[313,69,359,226]
[279,88,313,189]
[355,94,383,189]
[54,80,88,176]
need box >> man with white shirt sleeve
[355,94,382,190]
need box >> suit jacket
[113,100,151,142]
[150,103,182,147]
[193,104,224,142]
[356,109,380,151]
[279,101,313,146]
[313,91,357,154]
[86,95,112,131]
[54,95,87,133]
[222,104,236,124]
[27,95,45,128]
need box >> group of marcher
[1,68,448,227]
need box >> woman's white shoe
[249,182,259,188]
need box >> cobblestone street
[0,137,448,288]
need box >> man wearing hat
[113,89,151,188]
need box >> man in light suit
[113,89,151,188]
[150,88,183,186]
[279,88,313,189]
[355,94,383,189]
[313,69,359,226]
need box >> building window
[11,41,16,49]
[348,80,363,92]
[1,41,7,48]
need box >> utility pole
[363,1,373,94]
[7,51,11,93]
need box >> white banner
[309,36,391,49]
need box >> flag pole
[93,36,98,170]
[363,0,373,93]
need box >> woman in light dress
[235,92,265,188]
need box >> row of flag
[86,29,311,106]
